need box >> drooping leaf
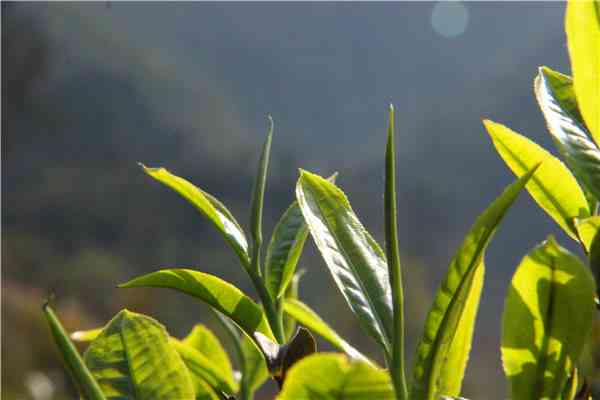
[575,216,600,253]
[182,324,235,389]
[42,303,106,400]
[119,269,275,343]
[412,168,536,400]
[265,175,337,300]
[501,237,596,400]
[535,67,600,202]
[296,170,393,355]
[84,310,195,400]
[171,339,238,395]
[140,165,250,268]
[277,353,395,400]
[485,119,590,239]
[566,0,600,143]
[283,299,370,363]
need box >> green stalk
[384,105,409,400]
[43,301,106,400]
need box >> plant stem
[249,257,285,344]
[385,105,409,400]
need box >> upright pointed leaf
[501,237,596,400]
[140,165,250,267]
[282,271,303,340]
[535,67,600,202]
[119,269,275,343]
[240,335,270,397]
[485,120,590,239]
[183,324,234,386]
[566,0,600,143]
[277,354,395,400]
[84,310,194,400]
[283,299,370,363]
[296,170,393,355]
[43,303,106,400]
[412,168,536,400]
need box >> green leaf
[241,334,270,396]
[249,116,273,270]
[282,271,303,340]
[119,269,276,343]
[283,299,370,363]
[182,324,237,393]
[171,339,238,395]
[535,67,600,202]
[140,164,250,268]
[501,237,596,400]
[566,0,600,143]
[384,104,408,400]
[575,216,600,253]
[277,353,395,400]
[296,170,393,356]
[84,310,194,400]
[71,328,103,342]
[42,303,106,400]
[484,119,590,239]
[412,167,536,400]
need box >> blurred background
[3,2,599,399]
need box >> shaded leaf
[84,310,194,399]
[485,119,590,239]
[412,168,536,400]
[119,269,275,344]
[535,67,600,202]
[140,165,249,267]
[240,335,270,396]
[296,170,393,355]
[282,271,304,340]
[277,353,394,400]
[43,303,106,400]
[501,237,596,400]
[566,0,600,143]
[283,299,370,363]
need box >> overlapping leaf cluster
[43,1,598,399]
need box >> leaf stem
[384,105,409,400]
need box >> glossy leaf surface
[84,310,194,399]
[43,304,106,400]
[296,170,393,355]
[485,120,590,239]
[140,165,249,267]
[283,299,369,363]
[566,0,600,143]
[535,67,600,201]
[502,237,596,400]
[119,269,275,342]
[575,216,600,253]
[277,353,394,400]
[412,168,536,400]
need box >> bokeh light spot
[431,1,469,38]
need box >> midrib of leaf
[494,137,577,232]
[304,182,392,354]
[120,324,142,400]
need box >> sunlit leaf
[485,119,590,239]
[84,310,194,399]
[43,303,106,400]
[575,216,600,253]
[277,353,394,400]
[502,237,596,400]
[140,165,250,267]
[535,67,600,202]
[283,299,370,363]
[566,0,600,143]
[119,269,275,344]
[296,170,393,356]
[412,168,536,400]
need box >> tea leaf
[296,170,393,356]
[277,353,394,400]
[535,67,600,202]
[485,120,590,239]
[43,303,106,400]
[566,0,600,143]
[84,310,194,399]
[140,165,250,268]
[575,216,600,253]
[412,167,536,400]
[501,237,595,400]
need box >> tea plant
[44,0,598,399]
